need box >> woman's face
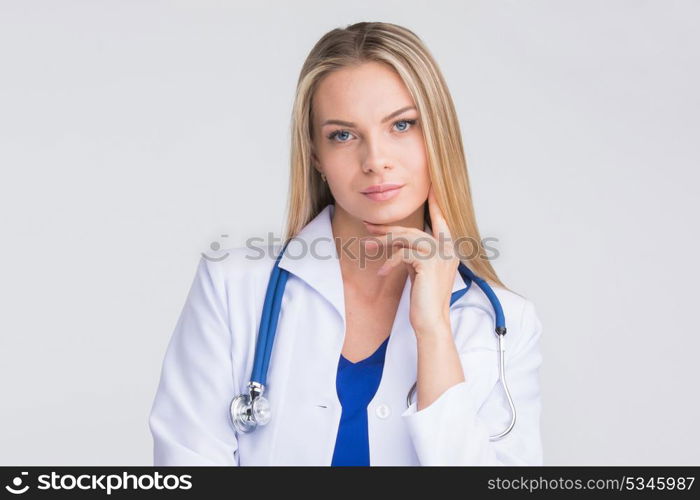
[311,61,431,225]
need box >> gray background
[1,0,698,465]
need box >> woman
[149,21,544,466]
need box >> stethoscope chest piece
[230,382,272,434]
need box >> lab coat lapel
[278,204,346,323]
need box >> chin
[356,199,423,225]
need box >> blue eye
[327,119,418,143]
[329,130,352,142]
[393,119,416,132]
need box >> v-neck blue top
[330,336,390,466]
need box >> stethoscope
[230,238,517,441]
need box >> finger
[362,231,435,256]
[427,185,449,237]
[427,186,455,255]
[377,246,420,276]
[362,221,435,253]
[363,221,431,239]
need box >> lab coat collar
[278,203,470,322]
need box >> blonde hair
[284,21,514,293]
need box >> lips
[361,183,404,194]
[361,183,404,202]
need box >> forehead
[312,61,415,124]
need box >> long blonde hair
[284,21,513,293]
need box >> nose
[361,139,393,175]
[363,162,392,175]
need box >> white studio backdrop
[0,0,698,465]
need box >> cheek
[323,160,355,191]
[316,142,349,169]
[403,141,430,183]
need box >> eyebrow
[320,105,417,127]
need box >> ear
[310,151,321,174]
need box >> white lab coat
[149,203,544,466]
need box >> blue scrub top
[331,336,390,466]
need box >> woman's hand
[362,185,460,338]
